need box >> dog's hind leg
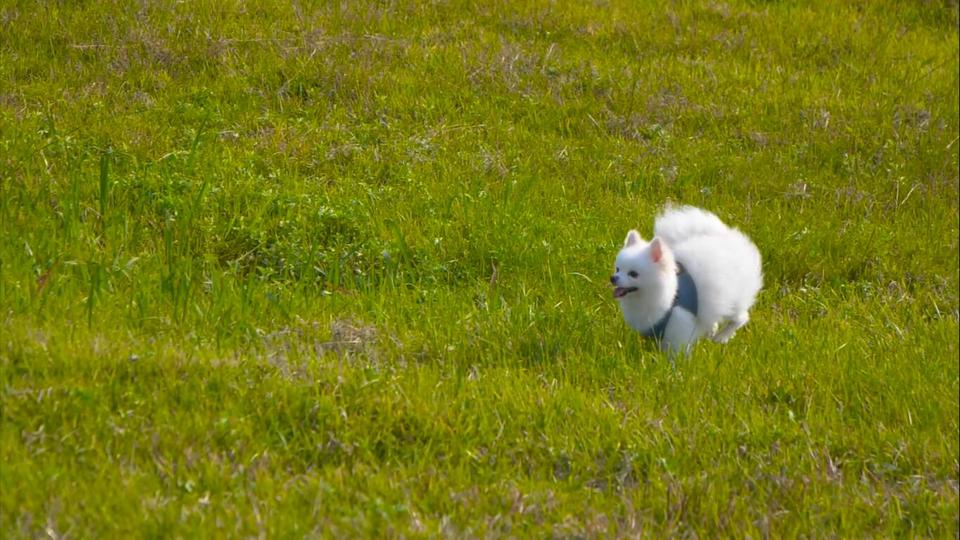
[712,311,749,343]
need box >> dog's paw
[711,332,733,344]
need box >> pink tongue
[613,287,628,298]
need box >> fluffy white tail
[654,205,733,245]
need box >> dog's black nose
[610,275,618,285]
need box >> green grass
[2,0,958,536]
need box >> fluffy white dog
[611,205,763,354]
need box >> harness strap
[640,263,698,340]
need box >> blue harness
[640,263,699,340]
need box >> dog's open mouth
[612,287,638,299]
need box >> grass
[1,0,958,536]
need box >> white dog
[611,205,762,354]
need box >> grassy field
[2,0,958,536]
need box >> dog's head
[610,230,674,299]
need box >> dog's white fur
[611,205,762,354]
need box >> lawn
[2,0,958,536]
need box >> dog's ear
[650,237,665,263]
[623,230,643,247]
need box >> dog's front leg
[661,308,698,358]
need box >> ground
[1,1,958,537]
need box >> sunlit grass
[1,0,958,536]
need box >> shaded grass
[2,0,958,536]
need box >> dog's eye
[615,267,620,272]
[628,271,638,278]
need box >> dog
[611,205,762,354]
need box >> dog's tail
[654,205,732,245]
